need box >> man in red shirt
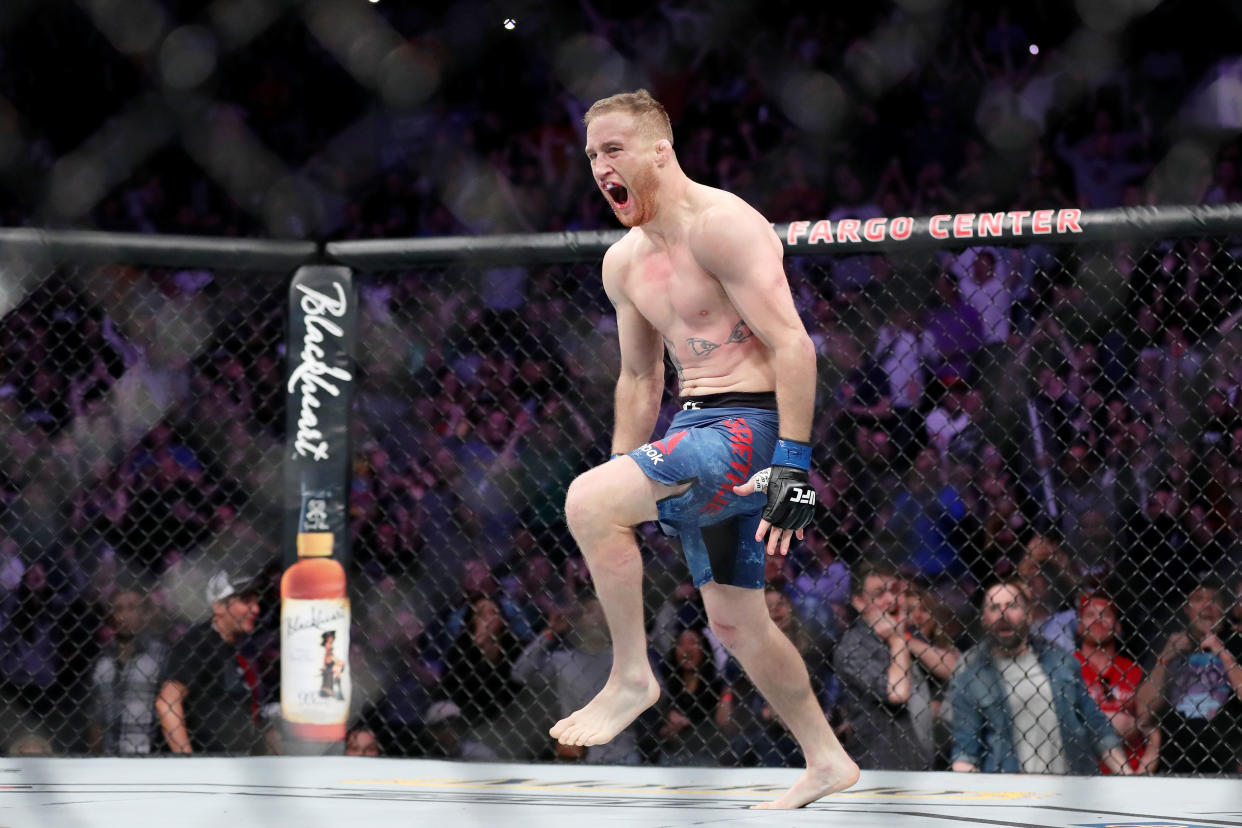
[1074,593,1158,773]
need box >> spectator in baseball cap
[155,569,265,754]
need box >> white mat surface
[2,756,1239,828]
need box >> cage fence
[1,211,1241,775]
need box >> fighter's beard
[615,166,659,227]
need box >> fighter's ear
[654,138,672,164]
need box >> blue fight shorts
[623,391,779,590]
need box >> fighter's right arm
[156,680,192,754]
[603,244,664,454]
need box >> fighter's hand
[732,455,816,557]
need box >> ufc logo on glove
[790,487,816,505]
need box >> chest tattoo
[688,337,721,356]
[686,321,753,357]
[726,321,753,344]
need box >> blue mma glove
[753,438,816,531]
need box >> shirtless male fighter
[549,89,859,809]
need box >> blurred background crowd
[0,0,1241,773]
[1,0,1241,236]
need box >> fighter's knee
[708,617,744,652]
[565,460,658,536]
[564,473,605,534]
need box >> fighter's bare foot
[549,673,660,747]
[751,759,860,810]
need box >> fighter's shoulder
[603,230,640,268]
[689,186,781,250]
[601,231,640,296]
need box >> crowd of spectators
[0,2,1240,237]
[0,0,1241,775]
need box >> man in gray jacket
[834,562,935,770]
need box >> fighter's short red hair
[584,89,673,144]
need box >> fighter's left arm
[691,204,817,555]
[689,205,815,442]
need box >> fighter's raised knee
[564,455,660,536]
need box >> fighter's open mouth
[604,182,630,207]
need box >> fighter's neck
[639,174,696,241]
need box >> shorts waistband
[678,391,777,411]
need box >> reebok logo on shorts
[639,430,688,465]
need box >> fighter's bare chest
[624,248,732,334]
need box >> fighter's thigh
[565,456,690,530]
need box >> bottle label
[299,490,333,533]
[296,490,334,557]
[281,597,351,725]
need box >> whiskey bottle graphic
[281,491,350,742]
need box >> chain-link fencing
[332,207,1242,775]
[0,232,309,756]
[2,211,1242,775]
